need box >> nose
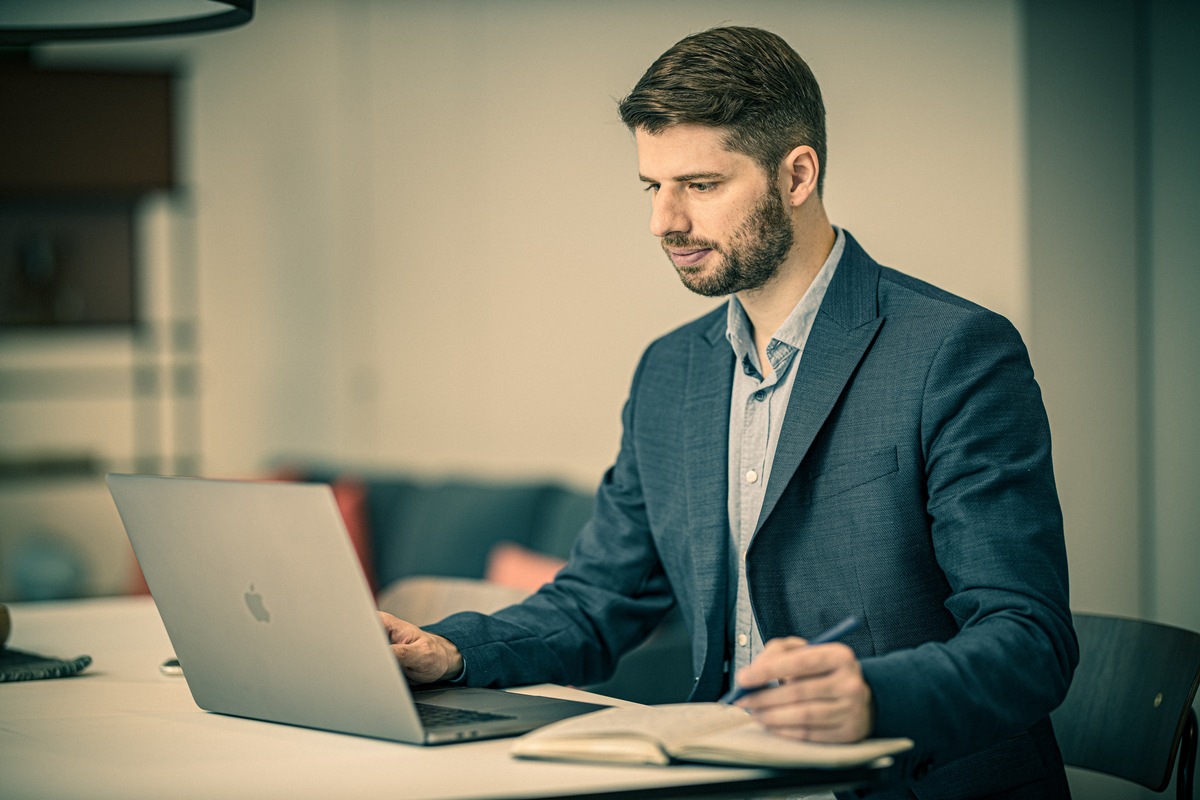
[649,189,689,238]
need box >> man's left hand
[733,636,874,743]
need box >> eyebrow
[639,171,727,185]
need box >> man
[381,26,1077,799]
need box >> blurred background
[1,1,1196,795]
[0,0,1195,675]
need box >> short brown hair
[618,26,827,196]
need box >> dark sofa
[297,466,694,705]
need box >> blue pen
[718,616,860,705]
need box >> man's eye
[642,183,659,193]
[691,182,716,192]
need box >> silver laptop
[107,473,607,744]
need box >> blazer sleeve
[859,310,1078,767]
[424,346,676,689]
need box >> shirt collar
[725,226,846,364]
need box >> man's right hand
[378,611,465,684]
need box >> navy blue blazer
[429,232,1077,798]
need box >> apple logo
[244,585,271,623]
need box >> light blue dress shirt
[725,228,845,677]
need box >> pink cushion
[485,541,566,592]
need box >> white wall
[0,0,1033,591]
[186,0,1025,486]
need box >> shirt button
[754,390,766,402]
[737,633,749,647]
[746,469,758,484]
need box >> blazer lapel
[682,312,734,665]
[755,232,884,534]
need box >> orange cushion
[331,477,375,594]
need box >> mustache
[661,234,719,251]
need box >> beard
[662,188,795,298]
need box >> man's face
[636,124,794,297]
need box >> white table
[0,596,885,799]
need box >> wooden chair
[1051,613,1200,799]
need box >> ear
[780,145,820,206]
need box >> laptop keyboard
[414,702,516,728]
